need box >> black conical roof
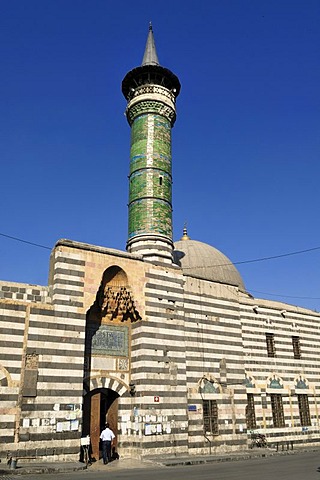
[142,23,159,66]
[122,24,181,100]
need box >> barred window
[298,394,311,426]
[270,394,285,428]
[246,394,257,430]
[203,399,218,435]
[292,336,301,359]
[266,333,276,357]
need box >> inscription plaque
[89,325,129,357]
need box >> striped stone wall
[182,277,247,454]
[0,281,50,303]
[0,247,87,461]
[2,241,320,461]
[241,295,320,447]
[0,301,26,450]
[128,265,188,455]
[49,240,149,460]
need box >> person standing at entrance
[100,423,115,465]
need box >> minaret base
[126,235,174,265]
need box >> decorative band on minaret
[122,24,181,264]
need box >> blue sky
[0,0,319,310]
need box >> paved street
[9,450,320,480]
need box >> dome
[173,230,245,291]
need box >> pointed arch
[0,364,12,387]
[102,266,128,287]
[244,371,256,388]
[266,373,284,389]
[94,265,141,322]
[84,374,129,397]
[198,375,222,394]
[294,374,309,390]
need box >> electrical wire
[1,230,320,301]
[2,230,320,265]
[248,289,320,301]
[0,232,51,250]
[181,245,320,269]
[233,246,320,266]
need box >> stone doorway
[82,388,119,461]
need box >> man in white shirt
[100,423,115,464]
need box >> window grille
[246,394,257,430]
[203,399,218,435]
[298,394,311,426]
[266,333,276,357]
[292,336,301,359]
[270,394,285,428]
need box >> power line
[1,230,319,302]
[233,246,320,266]
[1,230,320,265]
[182,245,320,269]
[248,289,320,301]
[0,232,51,250]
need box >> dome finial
[181,223,190,240]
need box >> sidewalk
[0,445,317,476]
[0,457,156,476]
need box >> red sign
[154,396,160,402]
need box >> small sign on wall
[188,405,197,412]
[154,396,160,402]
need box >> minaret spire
[122,25,181,264]
[141,22,159,66]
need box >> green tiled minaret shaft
[122,24,181,264]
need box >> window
[266,333,276,357]
[298,394,311,426]
[246,394,257,430]
[203,399,218,435]
[159,176,163,185]
[270,394,285,428]
[292,336,301,359]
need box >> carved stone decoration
[25,353,39,370]
[98,285,141,322]
[127,100,176,125]
[127,84,176,102]
[87,266,141,326]
[23,353,39,397]
[118,358,129,371]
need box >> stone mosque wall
[241,296,320,445]
[1,241,320,462]
[0,253,86,461]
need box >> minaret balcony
[126,84,176,103]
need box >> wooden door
[90,392,101,460]
[106,398,118,448]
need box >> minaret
[122,24,181,264]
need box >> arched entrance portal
[83,388,119,461]
[82,265,141,460]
